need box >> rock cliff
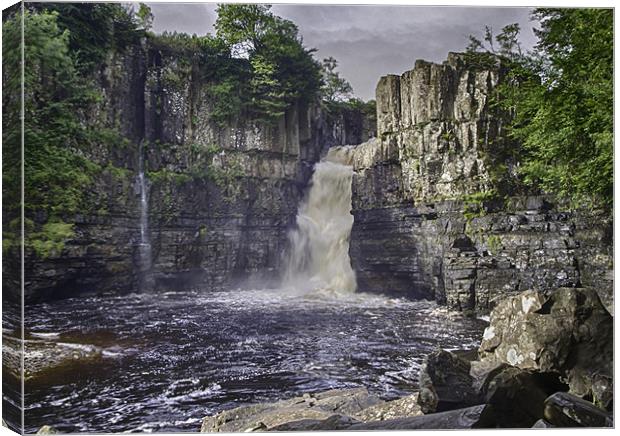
[20,39,368,301]
[16,47,612,312]
[348,53,613,313]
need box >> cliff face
[349,53,613,313]
[22,40,364,301]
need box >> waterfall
[284,146,357,294]
[137,142,152,291]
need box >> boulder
[543,392,613,427]
[200,388,382,432]
[479,365,563,427]
[477,288,613,405]
[418,349,482,413]
[349,404,497,430]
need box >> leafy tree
[467,24,522,61]
[136,3,154,31]
[215,3,274,58]
[215,4,322,122]
[2,9,110,254]
[29,3,141,73]
[21,10,101,215]
[320,57,353,104]
[466,10,613,208]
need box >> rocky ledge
[2,336,103,383]
[199,287,613,430]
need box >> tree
[215,3,274,58]
[509,9,612,208]
[215,4,322,122]
[466,10,613,209]
[320,57,353,104]
[30,2,141,73]
[466,23,523,64]
[136,3,154,31]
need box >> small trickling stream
[136,142,152,292]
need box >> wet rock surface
[2,336,102,381]
[531,419,555,428]
[349,404,496,430]
[476,288,613,406]
[543,392,613,427]
[200,388,382,432]
[479,366,561,428]
[418,349,481,413]
[201,388,495,432]
[353,393,422,421]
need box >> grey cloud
[148,3,538,100]
[149,3,216,36]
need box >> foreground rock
[201,388,498,432]
[267,415,358,431]
[349,404,496,430]
[418,349,481,413]
[353,393,423,421]
[480,365,561,427]
[201,389,430,432]
[543,392,613,427]
[201,388,380,432]
[531,419,555,428]
[475,288,613,408]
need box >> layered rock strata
[348,53,613,312]
[20,41,368,301]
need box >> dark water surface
[21,289,486,433]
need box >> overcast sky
[147,3,538,100]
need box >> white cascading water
[284,146,357,295]
[137,142,152,290]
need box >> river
[22,288,485,433]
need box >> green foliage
[462,190,500,221]
[249,54,289,121]
[215,4,322,123]
[3,217,75,258]
[147,169,192,185]
[467,10,613,209]
[440,130,456,142]
[136,3,154,31]
[513,9,613,208]
[465,23,523,66]
[3,9,100,219]
[30,221,75,259]
[486,235,502,255]
[149,31,247,126]
[31,3,142,73]
[2,8,147,256]
[320,57,353,103]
